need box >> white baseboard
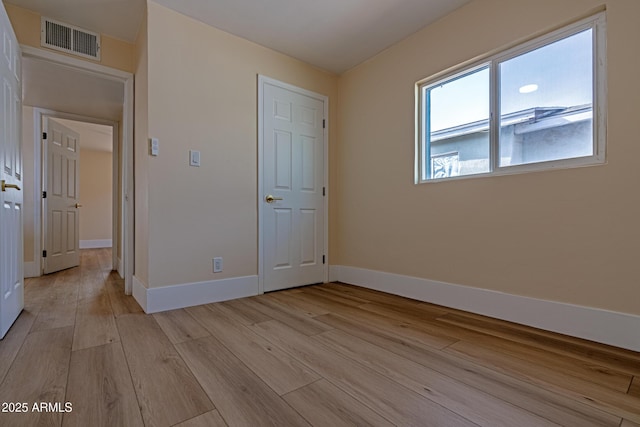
[24,261,40,278]
[80,239,112,249]
[132,275,259,314]
[330,265,640,352]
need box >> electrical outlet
[213,257,223,273]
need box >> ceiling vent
[41,17,101,61]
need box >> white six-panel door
[43,118,80,274]
[0,2,23,339]
[261,78,326,292]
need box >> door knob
[265,195,283,203]
[1,180,21,192]
[75,203,83,208]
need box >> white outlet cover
[213,257,223,273]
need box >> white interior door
[261,78,326,292]
[0,3,23,339]
[43,118,80,274]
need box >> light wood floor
[0,249,639,427]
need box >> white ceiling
[153,0,472,73]
[5,0,471,74]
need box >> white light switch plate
[149,138,159,156]
[190,150,200,167]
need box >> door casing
[35,110,119,274]
[257,75,329,294]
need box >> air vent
[41,17,101,61]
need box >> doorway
[42,116,115,274]
[258,76,329,293]
[20,46,134,293]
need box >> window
[416,13,606,182]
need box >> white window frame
[415,12,607,183]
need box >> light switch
[149,138,159,156]
[190,150,200,167]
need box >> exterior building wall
[431,119,592,177]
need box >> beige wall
[79,149,112,241]
[5,3,135,73]
[134,2,338,288]
[336,0,640,316]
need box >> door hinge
[42,132,47,140]
[42,250,47,258]
[42,191,47,199]
[323,187,325,196]
[322,255,325,264]
[323,119,325,129]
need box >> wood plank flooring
[1,249,639,426]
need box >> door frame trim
[39,112,117,274]
[257,75,329,294]
[23,45,134,294]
